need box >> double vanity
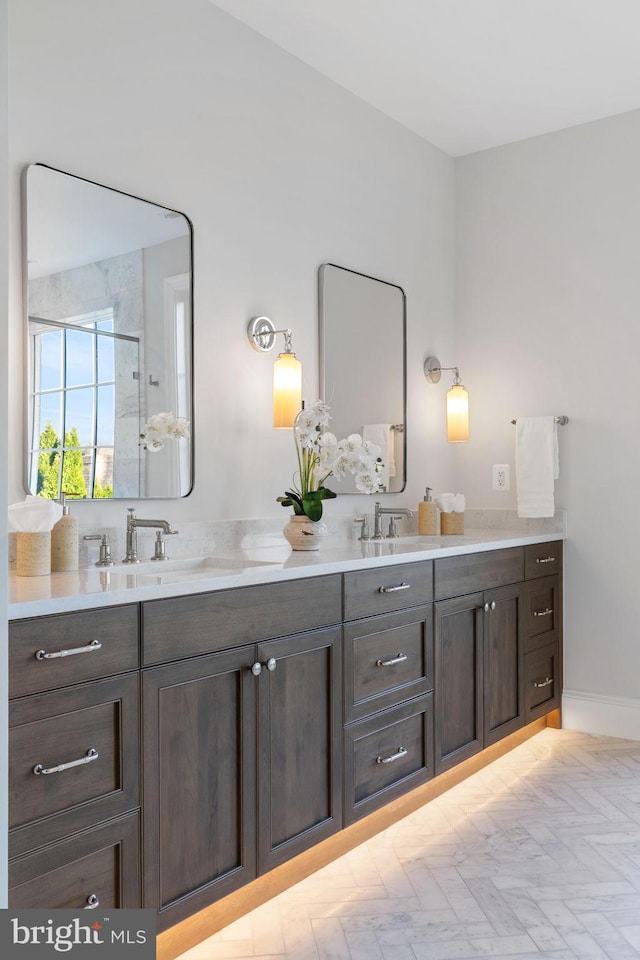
[7,524,563,957]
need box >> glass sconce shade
[424,356,469,444]
[446,383,469,442]
[247,317,303,429]
[273,351,302,428]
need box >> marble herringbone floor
[178,729,640,960]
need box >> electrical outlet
[492,464,510,491]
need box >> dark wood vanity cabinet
[8,605,141,909]
[141,576,343,932]
[7,540,563,932]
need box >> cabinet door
[9,673,139,859]
[435,593,484,774]
[525,642,561,721]
[483,582,525,746]
[257,626,342,874]
[10,811,140,909]
[344,605,434,723]
[142,647,257,931]
[344,693,434,825]
[525,575,561,653]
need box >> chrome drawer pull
[35,639,102,660]
[376,747,407,764]
[84,894,100,909]
[376,653,408,667]
[533,608,554,618]
[533,677,553,688]
[535,556,556,564]
[379,582,410,594]
[33,747,98,776]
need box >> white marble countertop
[8,528,564,620]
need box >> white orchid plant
[277,400,385,521]
[140,412,190,452]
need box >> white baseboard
[562,689,640,741]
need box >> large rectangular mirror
[319,263,406,493]
[24,163,193,499]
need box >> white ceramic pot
[283,515,328,551]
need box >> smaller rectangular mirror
[24,163,193,499]
[319,263,406,493]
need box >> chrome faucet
[122,508,178,563]
[371,502,413,540]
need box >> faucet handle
[353,516,370,541]
[386,515,405,539]
[83,533,114,567]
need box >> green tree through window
[37,421,88,499]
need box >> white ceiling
[210,0,640,156]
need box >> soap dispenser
[51,491,79,572]
[418,486,438,536]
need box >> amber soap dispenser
[418,486,438,536]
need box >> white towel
[362,424,395,489]
[515,416,559,518]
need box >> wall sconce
[247,316,302,428]
[424,356,469,442]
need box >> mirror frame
[318,262,407,493]
[22,163,195,500]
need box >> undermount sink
[104,555,281,582]
[385,536,443,548]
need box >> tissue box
[440,512,464,535]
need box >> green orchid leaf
[305,486,337,502]
[302,498,323,522]
[278,492,304,515]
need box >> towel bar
[510,416,568,425]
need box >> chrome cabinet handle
[536,556,556,564]
[376,653,408,667]
[376,747,408,764]
[266,657,277,672]
[35,639,102,661]
[33,747,98,776]
[533,677,553,688]
[490,601,496,611]
[533,608,554,617]
[483,602,490,612]
[84,894,100,909]
[251,662,262,676]
[379,582,410,594]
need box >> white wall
[7,0,456,530]
[456,109,640,736]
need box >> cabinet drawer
[524,642,561,722]
[525,575,562,652]
[9,604,139,698]
[434,548,524,601]
[344,606,433,723]
[9,673,139,858]
[343,561,433,621]
[9,811,140,909]
[142,574,341,664]
[344,694,434,824]
[524,541,562,580]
